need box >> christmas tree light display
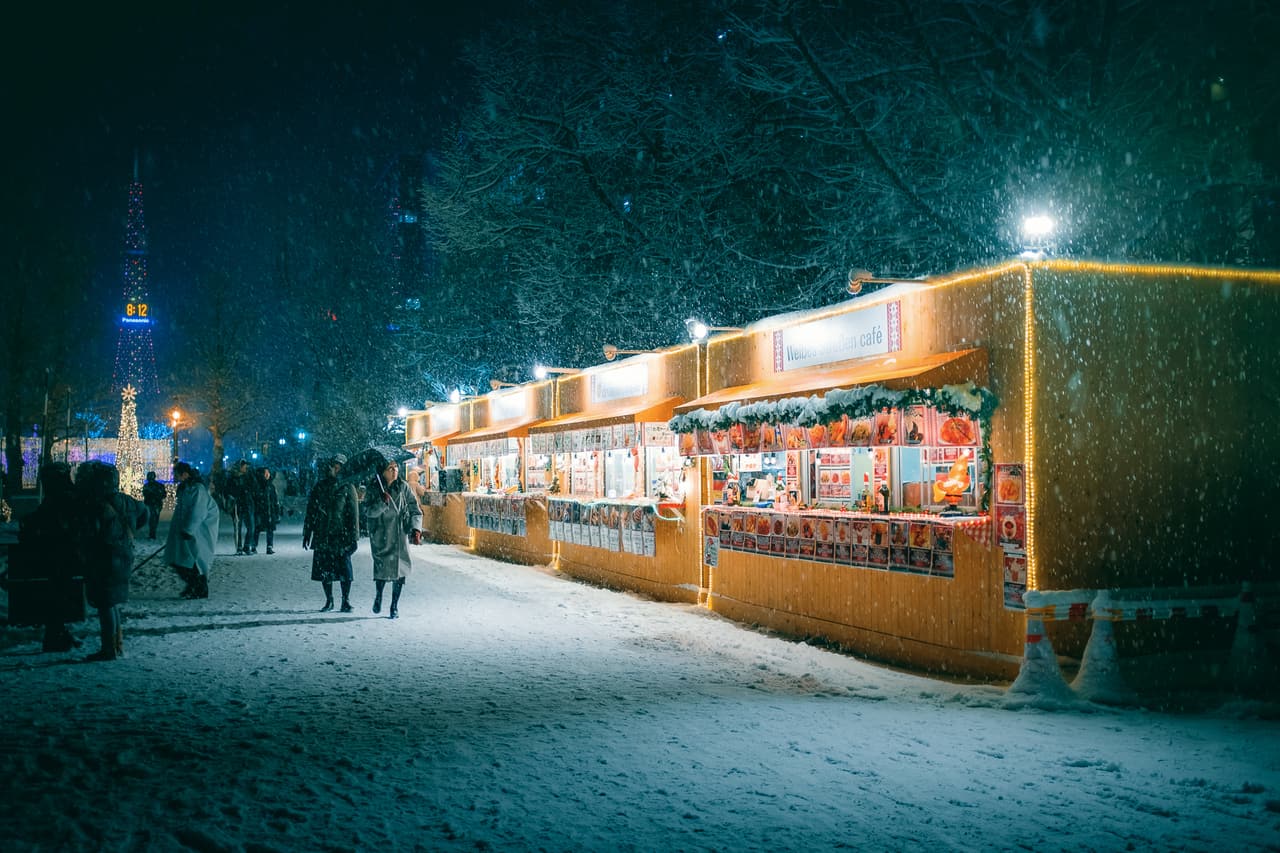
[116,385,144,498]
[113,158,159,398]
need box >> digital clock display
[121,302,152,325]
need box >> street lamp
[533,364,579,380]
[170,409,182,467]
[1020,213,1056,258]
[683,318,742,343]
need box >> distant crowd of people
[11,452,424,662]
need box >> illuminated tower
[112,154,159,398]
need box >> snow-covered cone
[1071,591,1138,706]
[1007,599,1073,703]
[1229,582,1268,694]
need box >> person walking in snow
[250,466,281,555]
[227,459,257,554]
[75,461,148,662]
[302,454,359,612]
[362,457,422,619]
[142,470,166,540]
[165,461,220,599]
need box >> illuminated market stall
[528,346,703,602]
[446,383,554,565]
[404,402,469,545]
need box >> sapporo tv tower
[112,153,160,495]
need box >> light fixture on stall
[449,389,463,403]
[683,318,742,342]
[846,270,918,296]
[533,365,580,380]
[489,379,519,391]
[601,344,659,361]
[1019,213,1056,259]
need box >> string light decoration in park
[116,385,144,498]
[112,156,159,398]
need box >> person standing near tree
[141,471,166,541]
[165,462,220,599]
[227,459,257,554]
[362,458,422,619]
[76,461,148,662]
[303,454,359,612]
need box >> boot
[320,582,334,612]
[339,581,353,612]
[372,581,385,614]
[114,626,124,658]
[389,578,404,619]
[176,566,197,598]
[194,574,209,599]
[85,648,117,662]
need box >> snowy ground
[1,515,1278,852]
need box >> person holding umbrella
[361,454,422,618]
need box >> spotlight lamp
[489,379,519,391]
[602,344,655,361]
[683,318,743,342]
[533,364,580,380]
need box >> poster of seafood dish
[935,412,979,447]
[900,405,929,446]
[873,409,898,445]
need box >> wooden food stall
[446,383,555,565]
[405,402,470,545]
[530,346,704,603]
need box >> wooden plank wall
[421,495,470,546]
[473,500,554,566]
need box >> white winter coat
[165,479,220,576]
[362,475,421,581]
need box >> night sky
[5,1,518,422]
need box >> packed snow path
[2,518,1277,851]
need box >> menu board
[464,495,528,537]
[548,498,657,557]
[994,463,1027,609]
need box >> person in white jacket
[164,462,221,599]
[361,458,422,618]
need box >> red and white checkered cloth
[953,516,993,548]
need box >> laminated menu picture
[798,516,817,559]
[851,543,870,566]
[805,423,830,449]
[909,522,933,550]
[642,510,656,556]
[782,423,811,450]
[703,535,719,568]
[1003,551,1027,585]
[852,520,873,546]
[995,463,1025,506]
[833,519,852,563]
[588,507,603,550]
[908,548,932,573]
[785,515,802,557]
[712,430,732,455]
[868,545,889,569]
[890,521,910,548]
[679,431,697,458]
[870,520,891,547]
[997,505,1026,551]
[901,405,929,446]
[696,429,716,455]
[889,546,911,572]
[771,513,787,556]
[759,423,784,453]
[1004,581,1026,609]
[847,416,874,447]
[931,552,955,578]
[873,409,899,445]
[814,517,834,562]
[730,513,746,550]
[825,415,851,447]
[704,509,720,540]
[932,524,954,554]
[936,412,979,447]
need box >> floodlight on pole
[1019,213,1056,257]
[683,318,742,342]
[602,344,656,361]
[489,379,519,391]
[533,365,579,380]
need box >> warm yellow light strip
[1034,259,1280,282]
[1021,264,1038,590]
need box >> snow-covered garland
[668,382,1000,512]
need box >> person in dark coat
[227,459,257,554]
[250,466,282,554]
[303,454,359,612]
[76,461,148,662]
[141,471,166,540]
[362,458,422,619]
[15,462,84,652]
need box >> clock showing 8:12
[122,302,151,323]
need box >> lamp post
[170,409,182,468]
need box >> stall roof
[447,418,545,445]
[528,397,683,434]
[674,348,987,414]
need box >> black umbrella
[339,444,415,487]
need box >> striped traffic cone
[1008,604,1073,703]
[1071,590,1138,706]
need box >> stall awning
[674,348,987,414]
[528,397,683,434]
[448,418,545,445]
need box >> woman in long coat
[165,462,220,599]
[303,455,359,612]
[77,461,148,661]
[362,459,422,618]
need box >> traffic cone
[1007,609,1073,703]
[1229,582,1268,694]
[1071,590,1138,706]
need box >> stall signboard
[772,300,902,371]
[994,463,1027,609]
[591,363,648,403]
[451,438,519,463]
[642,423,676,447]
